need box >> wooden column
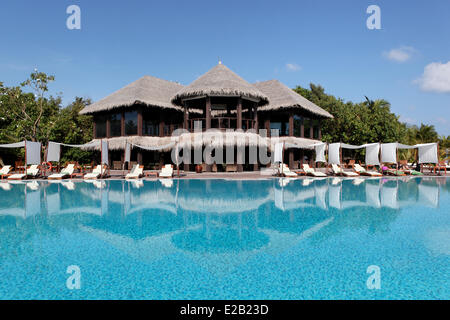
[288,112,294,168]
[236,97,243,172]
[289,112,294,137]
[93,120,97,139]
[300,118,304,138]
[253,104,259,171]
[253,104,259,130]
[310,122,314,140]
[121,112,125,136]
[137,108,143,136]
[183,105,188,130]
[205,97,212,171]
[318,119,322,140]
[264,119,270,137]
[159,113,165,137]
[137,151,143,165]
[205,97,211,130]
[106,116,111,138]
[237,97,242,129]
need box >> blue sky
[1,0,449,135]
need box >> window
[110,113,122,137]
[270,121,289,136]
[95,115,107,138]
[125,111,138,135]
[293,115,302,137]
[312,120,320,139]
[270,122,282,137]
[143,119,159,136]
[304,119,311,138]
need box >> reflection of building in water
[0,178,444,277]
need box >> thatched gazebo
[79,63,333,171]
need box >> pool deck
[3,168,447,182]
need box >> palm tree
[415,124,438,143]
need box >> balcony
[188,117,256,132]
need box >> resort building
[80,63,333,171]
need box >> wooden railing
[188,117,256,132]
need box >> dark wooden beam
[237,97,242,129]
[205,97,211,130]
[121,112,125,136]
[300,117,304,138]
[106,116,111,138]
[137,107,143,136]
[318,119,322,140]
[289,112,294,137]
[183,105,188,130]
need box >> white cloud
[285,63,301,72]
[383,46,416,63]
[415,61,450,93]
[400,116,417,125]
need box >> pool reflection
[0,177,447,260]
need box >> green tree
[49,97,94,164]
[0,71,60,143]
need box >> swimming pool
[0,177,448,299]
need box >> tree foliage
[0,72,93,163]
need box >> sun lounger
[331,164,359,177]
[159,164,174,178]
[125,165,144,179]
[398,161,423,176]
[84,165,105,180]
[434,161,447,175]
[0,165,12,179]
[353,164,382,176]
[278,163,297,177]
[8,165,40,180]
[48,164,75,180]
[386,169,406,176]
[302,164,327,177]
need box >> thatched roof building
[171,63,269,106]
[79,63,333,171]
[254,80,333,118]
[80,75,184,115]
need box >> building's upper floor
[80,63,333,140]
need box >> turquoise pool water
[0,177,448,299]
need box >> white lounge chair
[331,164,359,177]
[278,163,297,177]
[48,164,75,180]
[84,165,105,180]
[159,164,173,178]
[0,165,12,179]
[353,164,382,177]
[125,165,144,179]
[8,165,40,180]
[302,164,327,177]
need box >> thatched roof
[80,76,184,115]
[84,134,320,152]
[171,64,269,106]
[270,136,322,150]
[253,80,333,118]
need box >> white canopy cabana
[46,140,101,162]
[0,141,41,165]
